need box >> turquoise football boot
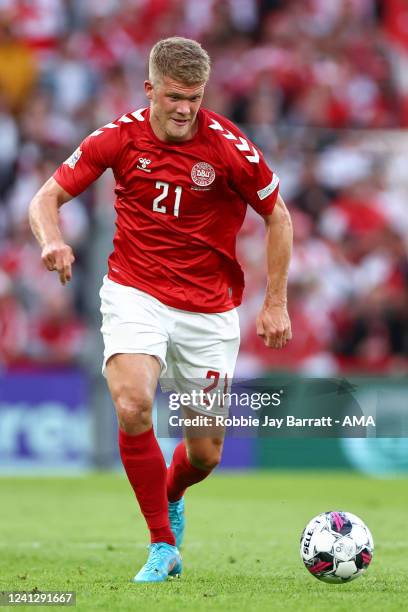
[132,542,182,583]
[169,497,185,549]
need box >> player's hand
[41,240,75,285]
[256,303,292,349]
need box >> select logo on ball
[191,162,216,187]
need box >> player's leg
[167,407,225,501]
[106,353,182,581]
[106,354,175,545]
[100,277,181,581]
[107,353,174,543]
[167,417,224,549]
[165,307,240,547]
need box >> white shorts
[99,276,240,415]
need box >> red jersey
[54,107,279,312]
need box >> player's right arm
[29,119,123,285]
[29,177,75,285]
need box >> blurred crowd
[0,0,408,374]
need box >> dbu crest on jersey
[191,162,215,187]
[64,147,82,169]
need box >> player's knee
[112,385,153,431]
[189,444,223,471]
[117,401,152,432]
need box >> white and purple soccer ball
[300,511,374,583]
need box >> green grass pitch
[0,472,407,611]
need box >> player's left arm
[256,193,293,349]
[215,113,293,348]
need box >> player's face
[145,76,205,142]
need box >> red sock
[167,441,212,502]
[118,427,175,546]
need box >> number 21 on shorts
[203,370,229,407]
[153,181,182,217]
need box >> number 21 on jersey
[153,181,182,217]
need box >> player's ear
[144,80,154,100]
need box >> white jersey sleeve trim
[89,108,147,137]
[257,174,279,200]
[208,118,260,164]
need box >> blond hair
[149,37,211,86]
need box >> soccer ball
[300,511,374,583]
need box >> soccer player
[29,37,293,582]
